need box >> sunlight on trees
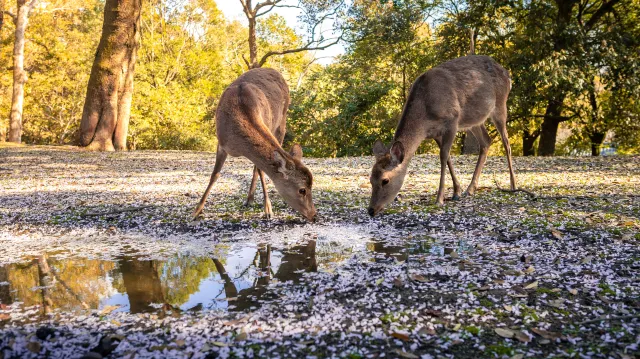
[0,0,638,155]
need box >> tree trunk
[589,131,605,156]
[8,0,31,143]
[79,0,141,151]
[537,95,566,156]
[119,259,165,313]
[36,255,53,315]
[248,12,258,68]
[0,266,11,305]
[462,130,480,155]
[522,129,539,156]
[0,0,5,32]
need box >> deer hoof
[452,194,461,201]
[243,199,254,207]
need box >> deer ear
[373,140,388,158]
[289,144,303,161]
[390,141,405,165]
[272,150,289,179]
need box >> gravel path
[0,146,639,359]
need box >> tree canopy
[1,0,638,155]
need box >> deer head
[368,140,407,217]
[271,144,317,221]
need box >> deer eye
[382,179,390,186]
[299,188,306,195]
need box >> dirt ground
[0,145,639,359]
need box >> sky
[214,0,345,65]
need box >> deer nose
[368,207,375,217]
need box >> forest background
[1,0,638,157]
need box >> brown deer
[368,55,516,216]
[193,68,317,221]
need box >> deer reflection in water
[213,240,317,311]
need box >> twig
[493,178,537,199]
[577,315,640,326]
[82,205,153,217]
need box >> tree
[536,0,624,156]
[79,0,141,151]
[238,0,345,69]
[6,0,37,143]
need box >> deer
[193,68,317,222]
[368,55,517,217]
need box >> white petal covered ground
[0,146,639,359]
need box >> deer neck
[244,137,288,180]
[393,124,424,169]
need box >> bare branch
[257,35,342,68]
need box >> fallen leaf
[524,280,538,289]
[569,288,578,295]
[418,326,436,336]
[511,354,524,359]
[223,316,248,326]
[525,266,535,274]
[391,332,410,341]
[235,332,247,342]
[410,274,428,282]
[26,341,41,354]
[452,323,461,331]
[514,330,531,343]
[503,304,513,311]
[99,305,119,316]
[550,288,561,293]
[449,251,460,259]
[212,341,228,347]
[375,278,384,286]
[495,328,515,338]
[393,277,405,288]
[581,256,593,264]
[393,349,419,359]
[174,339,185,347]
[550,229,564,240]
[531,328,562,340]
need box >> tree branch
[3,10,16,23]
[585,0,622,30]
[257,35,342,68]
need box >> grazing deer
[368,55,516,216]
[193,68,317,221]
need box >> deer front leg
[436,131,456,206]
[465,125,491,196]
[244,166,259,207]
[193,147,228,218]
[435,137,462,200]
[258,169,273,219]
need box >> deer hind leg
[434,136,462,200]
[193,146,228,218]
[258,169,273,219]
[465,125,492,196]
[436,129,457,206]
[492,105,517,190]
[244,166,260,207]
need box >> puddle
[0,225,471,320]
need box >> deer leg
[465,125,491,196]
[434,137,462,200]
[258,169,273,219]
[244,166,259,207]
[492,106,517,190]
[193,147,228,218]
[436,130,456,206]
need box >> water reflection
[0,228,470,319]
